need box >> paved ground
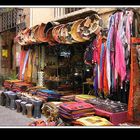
[0,106,45,127]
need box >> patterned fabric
[41,102,61,119]
[128,46,140,122]
[24,49,32,82]
[73,116,113,126]
[3,80,22,90]
[75,94,95,101]
[36,89,61,102]
[59,101,94,120]
[12,82,32,92]
[86,98,127,113]
[60,101,94,112]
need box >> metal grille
[0,8,25,33]
[54,8,85,19]
[65,8,84,14]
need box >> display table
[94,107,128,125]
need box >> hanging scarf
[125,11,134,82]
[103,42,109,95]
[92,39,97,63]
[99,43,105,91]
[93,63,98,97]
[115,12,126,83]
[19,48,27,80]
[40,46,45,70]
[31,47,38,83]
[24,49,32,83]
[106,15,115,92]
[21,48,30,80]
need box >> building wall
[27,7,116,27]
[30,8,55,26]
[23,8,30,28]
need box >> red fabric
[127,46,140,122]
[96,34,102,65]
[60,102,94,112]
[103,43,109,95]
[127,47,134,121]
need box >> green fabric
[76,94,96,99]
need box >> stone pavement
[0,106,45,127]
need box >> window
[64,8,84,14]
[54,8,85,19]
[0,8,24,33]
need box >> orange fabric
[127,47,134,121]
[103,42,109,95]
[96,34,102,65]
[131,37,140,44]
[24,50,32,83]
[128,46,140,122]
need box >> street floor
[0,106,45,127]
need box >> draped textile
[106,15,115,92]
[115,12,126,83]
[103,43,109,95]
[24,49,33,82]
[21,49,30,80]
[128,46,140,122]
[31,47,38,83]
[19,48,27,80]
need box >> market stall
[0,8,140,126]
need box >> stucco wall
[23,8,30,28]
[30,8,55,26]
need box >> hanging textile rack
[112,8,140,14]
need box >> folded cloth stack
[27,86,46,95]
[75,94,96,102]
[28,119,46,126]
[59,101,95,121]
[28,118,65,126]
[17,92,46,103]
[3,80,22,90]
[41,102,62,120]
[72,116,113,126]
[86,98,128,113]
[36,89,61,102]
[60,95,76,102]
[12,82,33,92]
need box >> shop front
[0,7,140,127]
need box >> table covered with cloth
[36,89,61,102]
[11,82,33,92]
[3,80,22,90]
[72,116,113,126]
[86,98,127,113]
[59,101,95,121]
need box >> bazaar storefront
[0,8,140,127]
